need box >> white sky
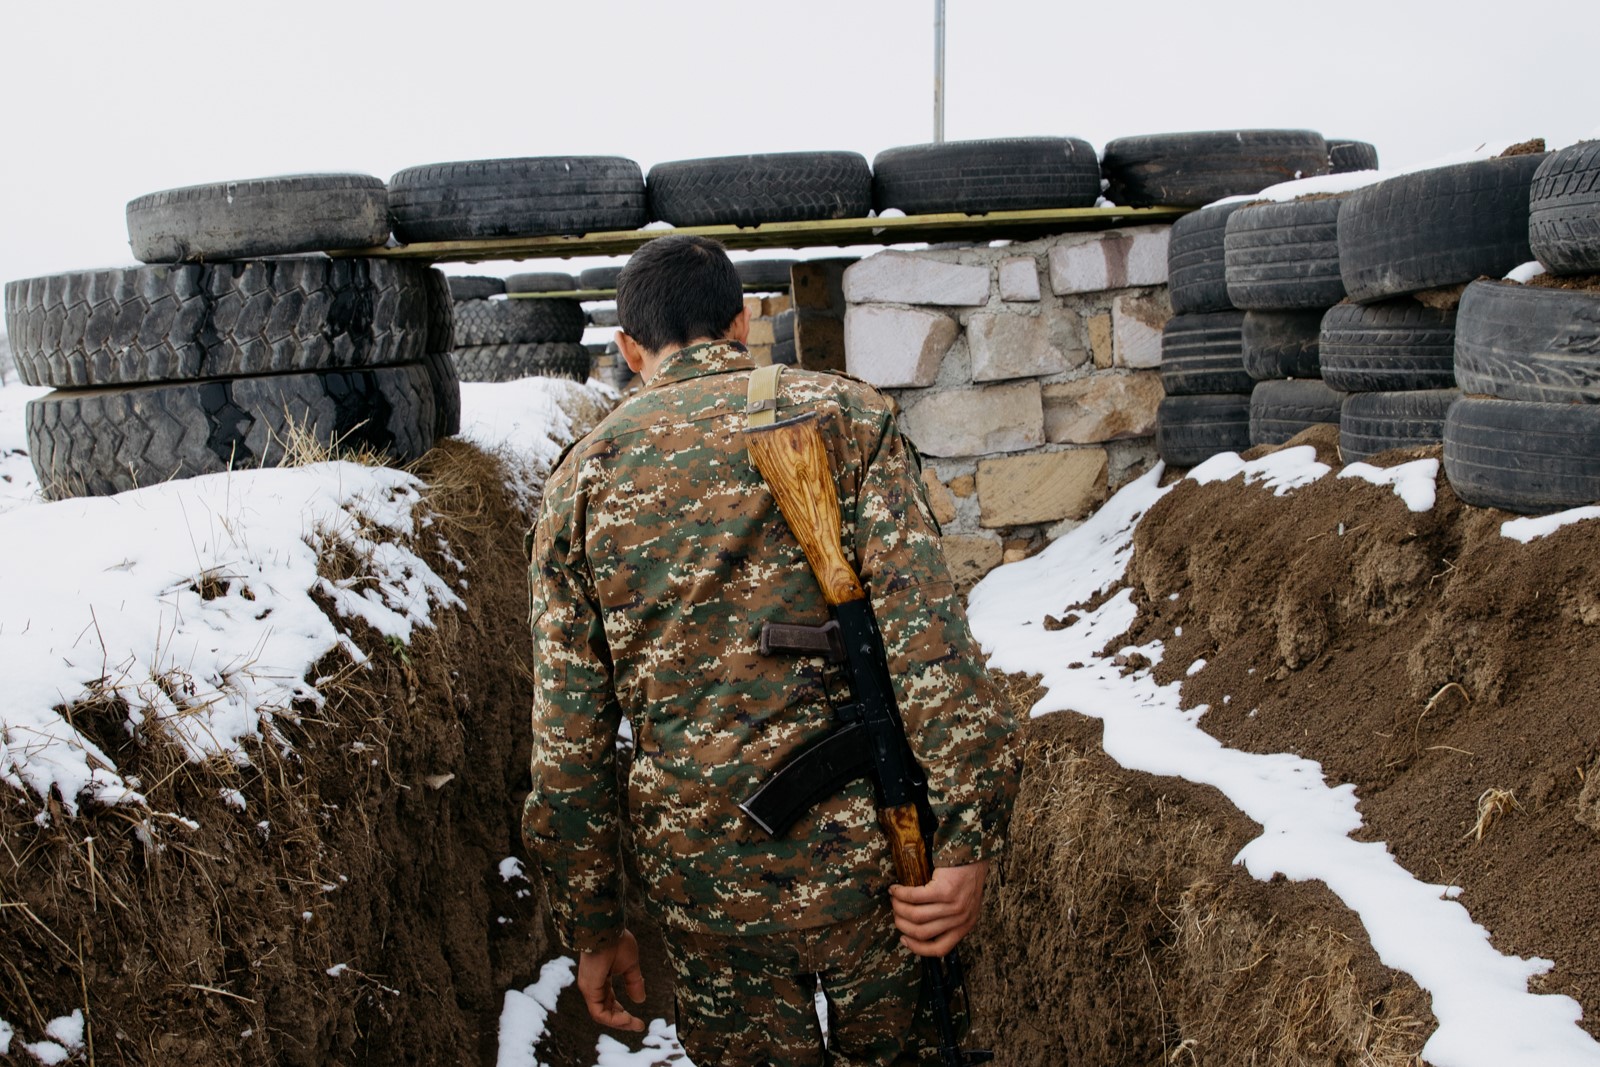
[2,0,1597,292]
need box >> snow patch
[458,377,619,511]
[1338,458,1440,513]
[0,462,461,817]
[497,956,577,1067]
[1187,446,1331,496]
[1502,506,1600,543]
[595,1018,688,1065]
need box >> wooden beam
[504,281,789,299]
[331,206,1189,265]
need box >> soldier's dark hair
[615,235,744,354]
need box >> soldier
[523,234,1020,1065]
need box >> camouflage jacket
[523,339,1020,952]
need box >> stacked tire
[1156,201,1252,466]
[872,137,1101,215]
[1134,130,1349,466]
[647,152,871,226]
[1225,195,1349,447]
[1332,150,1552,489]
[1102,130,1331,208]
[1443,141,1600,512]
[450,272,590,383]
[5,257,454,498]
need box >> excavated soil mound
[1108,435,1600,1045]
[0,442,549,1066]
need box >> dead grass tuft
[273,414,392,470]
[1465,787,1521,843]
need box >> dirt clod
[1497,137,1548,157]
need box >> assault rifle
[740,411,993,1067]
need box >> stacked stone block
[841,227,1172,586]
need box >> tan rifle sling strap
[745,362,785,434]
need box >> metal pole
[933,0,946,143]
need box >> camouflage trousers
[663,903,959,1066]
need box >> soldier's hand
[577,928,647,1032]
[888,861,988,958]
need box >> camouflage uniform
[523,340,1019,1061]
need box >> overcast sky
[2,0,1596,297]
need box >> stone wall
[840,226,1174,586]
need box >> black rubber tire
[1101,130,1329,208]
[735,260,797,290]
[452,298,585,346]
[388,156,646,243]
[646,151,872,227]
[1168,201,1250,314]
[25,363,437,499]
[773,309,795,344]
[1529,142,1600,275]
[126,173,390,263]
[4,259,435,388]
[1249,379,1345,446]
[505,272,576,294]
[1443,396,1600,512]
[870,137,1101,215]
[771,339,797,366]
[446,275,505,301]
[1318,299,1457,392]
[1242,310,1323,381]
[450,343,591,383]
[1328,140,1379,174]
[578,266,623,290]
[1453,280,1600,402]
[588,306,620,328]
[1224,197,1347,309]
[1156,394,1252,466]
[1160,312,1252,395]
[423,349,461,439]
[423,268,455,355]
[1339,389,1457,463]
[1337,153,1547,303]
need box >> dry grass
[273,414,393,471]
[1465,787,1521,843]
[966,673,1432,1066]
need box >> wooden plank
[331,206,1189,265]
[505,281,788,299]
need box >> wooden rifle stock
[743,412,865,609]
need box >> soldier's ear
[616,330,648,373]
[725,306,751,344]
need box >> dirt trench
[0,442,550,1066]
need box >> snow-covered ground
[0,370,686,1066]
[968,451,1600,1067]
